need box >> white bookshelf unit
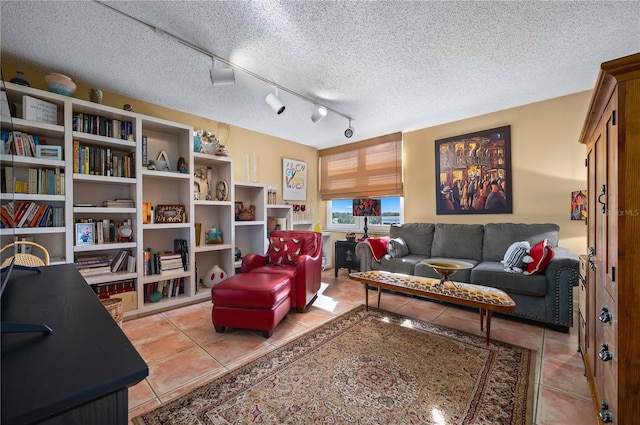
[1,80,322,319]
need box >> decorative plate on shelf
[215,180,229,201]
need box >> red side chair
[241,230,322,312]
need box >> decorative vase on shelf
[44,73,76,96]
[89,88,103,104]
[203,265,227,288]
[9,71,30,87]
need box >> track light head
[210,59,235,86]
[311,104,328,123]
[345,119,354,138]
[266,91,285,114]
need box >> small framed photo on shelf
[156,204,185,223]
[76,222,95,246]
[36,145,63,160]
[234,201,243,220]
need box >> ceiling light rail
[95,1,354,130]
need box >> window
[326,197,403,233]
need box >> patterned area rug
[133,305,534,424]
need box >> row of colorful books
[0,201,63,228]
[72,140,135,178]
[144,278,185,302]
[92,279,135,299]
[143,249,187,276]
[2,166,65,195]
[75,249,136,277]
[72,113,133,140]
[1,130,50,157]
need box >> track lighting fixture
[210,58,235,86]
[345,119,354,138]
[311,104,328,123]
[265,87,286,114]
[97,3,357,126]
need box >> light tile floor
[126,270,597,425]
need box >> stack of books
[75,254,112,277]
[103,199,135,208]
[158,252,184,276]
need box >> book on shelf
[110,249,131,273]
[79,265,113,277]
[92,279,135,299]
[75,254,110,268]
[103,199,135,208]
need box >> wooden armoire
[579,52,640,424]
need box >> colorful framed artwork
[283,157,307,201]
[435,125,512,215]
[76,222,95,246]
[571,190,587,220]
[155,204,185,223]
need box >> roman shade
[319,132,403,200]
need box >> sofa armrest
[241,253,268,273]
[543,247,580,328]
[355,242,374,271]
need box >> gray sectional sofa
[355,223,579,332]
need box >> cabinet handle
[587,247,595,270]
[599,401,613,423]
[598,184,607,213]
[599,306,613,323]
[599,343,613,362]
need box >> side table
[335,239,360,277]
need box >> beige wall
[4,64,589,254]
[403,91,590,254]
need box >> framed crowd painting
[435,125,512,215]
[282,157,307,201]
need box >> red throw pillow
[268,236,303,266]
[366,237,390,262]
[525,239,554,275]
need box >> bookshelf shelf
[82,271,137,286]
[73,207,136,214]
[73,242,137,253]
[73,174,136,185]
[1,155,65,168]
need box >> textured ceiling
[1,1,639,149]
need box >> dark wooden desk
[1,264,148,425]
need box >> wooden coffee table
[349,270,516,345]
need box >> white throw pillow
[501,241,533,273]
[387,237,409,258]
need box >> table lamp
[352,198,381,239]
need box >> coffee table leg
[480,308,485,331]
[377,286,381,308]
[485,310,492,345]
[364,284,369,310]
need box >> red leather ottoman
[211,273,291,338]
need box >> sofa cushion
[471,262,547,296]
[387,237,410,258]
[482,223,559,262]
[525,239,555,275]
[414,257,478,283]
[431,224,484,262]
[378,254,426,275]
[389,223,435,257]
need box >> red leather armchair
[241,230,322,311]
